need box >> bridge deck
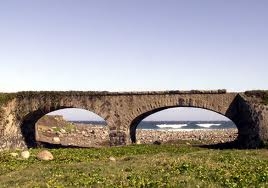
[1,89,228,97]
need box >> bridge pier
[225,94,268,148]
[107,119,131,146]
[109,130,129,146]
[0,120,28,150]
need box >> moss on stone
[0,93,16,107]
[0,93,15,122]
[245,90,268,105]
[0,90,227,102]
[0,90,266,109]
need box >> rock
[60,128,66,134]
[21,151,30,159]
[10,152,18,157]
[153,140,161,145]
[53,137,60,143]
[136,140,141,145]
[109,157,116,162]
[37,150,54,161]
[57,132,63,137]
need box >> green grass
[65,123,76,133]
[1,143,268,187]
[51,126,61,132]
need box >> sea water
[71,120,237,131]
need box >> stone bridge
[0,90,267,150]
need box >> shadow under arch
[129,106,238,144]
[20,106,107,148]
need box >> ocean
[71,120,237,131]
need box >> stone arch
[129,105,237,143]
[20,106,108,148]
[0,91,265,150]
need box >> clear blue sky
[1,1,267,121]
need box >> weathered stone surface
[37,150,53,161]
[53,137,60,143]
[0,90,267,149]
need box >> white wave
[156,124,187,129]
[196,123,221,128]
[159,129,207,132]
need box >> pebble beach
[37,122,238,147]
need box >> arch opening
[130,107,238,145]
[20,108,109,148]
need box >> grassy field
[1,142,268,188]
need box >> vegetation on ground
[50,123,76,133]
[1,142,268,187]
[65,123,77,133]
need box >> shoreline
[136,128,237,144]
[136,128,235,132]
